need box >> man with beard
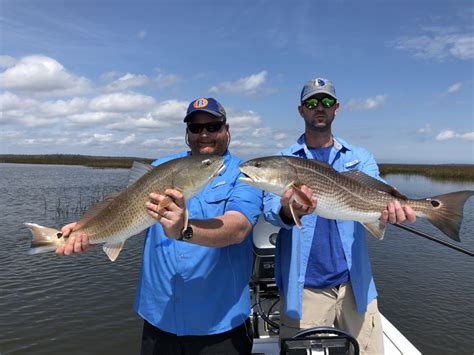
[57,97,262,355]
[263,78,416,355]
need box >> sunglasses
[187,121,225,134]
[303,97,337,109]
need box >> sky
[1,0,473,163]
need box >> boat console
[250,216,360,355]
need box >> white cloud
[22,137,67,145]
[104,73,150,92]
[436,130,474,141]
[0,55,16,68]
[69,112,119,125]
[118,134,136,145]
[154,71,181,89]
[230,140,263,148]
[209,71,269,95]
[0,92,34,111]
[78,133,114,145]
[251,127,287,141]
[0,55,92,95]
[447,82,463,94]
[151,99,188,122]
[89,92,155,112]
[142,136,185,148]
[394,32,474,61]
[227,110,262,132]
[460,132,474,141]
[39,97,87,117]
[346,95,387,111]
[417,124,432,133]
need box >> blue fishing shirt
[263,135,381,318]
[134,150,263,335]
[304,147,350,289]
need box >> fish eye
[254,162,262,168]
[202,159,211,166]
[57,232,63,239]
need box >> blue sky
[1,0,473,163]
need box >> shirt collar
[291,134,351,158]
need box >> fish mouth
[239,176,254,183]
[215,164,226,177]
[239,171,257,184]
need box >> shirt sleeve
[357,148,384,182]
[263,190,295,229]
[225,174,263,227]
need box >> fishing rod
[393,223,474,257]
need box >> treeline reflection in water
[0,164,473,355]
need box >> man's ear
[297,105,304,117]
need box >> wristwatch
[179,225,193,241]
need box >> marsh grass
[0,154,153,168]
[47,186,124,218]
[1,154,473,180]
[379,164,474,182]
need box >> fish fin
[362,222,386,240]
[288,182,313,206]
[128,161,154,187]
[102,242,125,262]
[341,171,408,199]
[424,190,474,242]
[183,209,188,230]
[75,193,120,230]
[158,196,173,209]
[288,195,303,229]
[307,159,336,171]
[24,223,63,254]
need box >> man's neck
[304,131,333,149]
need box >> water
[0,164,473,355]
[369,175,474,355]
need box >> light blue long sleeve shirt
[134,150,263,335]
[263,135,381,318]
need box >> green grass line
[1,154,473,181]
[0,154,153,169]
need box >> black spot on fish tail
[425,190,474,242]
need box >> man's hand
[146,189,187,239]
[380,200,416,224]
[55,222,96,256]
[279,185,317,223]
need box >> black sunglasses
[303,97,337,109]
[187,121,225,134]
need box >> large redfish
[25,155,225,261]
[239,156,473,241]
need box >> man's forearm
[185,211,252,248]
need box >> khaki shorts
[280,282,384,355]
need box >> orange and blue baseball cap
[184,97,227,122]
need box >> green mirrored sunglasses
[303,97,337,109]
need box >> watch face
[182,226,193,240]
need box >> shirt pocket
[202,185,233,217]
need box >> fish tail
[24,223,63,255]
[423,191,474,242]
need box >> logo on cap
[193,98,209,109]
[314,79,325,87]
